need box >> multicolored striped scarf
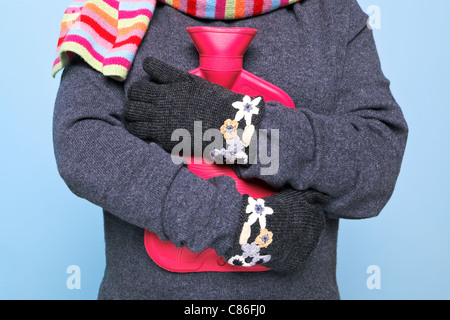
[52,0,300,81]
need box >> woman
[53,0,408,299]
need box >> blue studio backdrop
[0,0,449,299]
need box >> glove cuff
[225,194,273,268]
[225,189,327,274]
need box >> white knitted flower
[227,255,251,267]
[246,197,274,230]
[232,95,261,126]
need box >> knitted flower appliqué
[210,136,248,164]
[227,196,275,268]
[232,95,261,126]
[246,197,274,230]
[211,95,261,164]
[220,119,239,140]
[241,124,255,147]
[227,242,271,267]
[255,228,273,248]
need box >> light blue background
[0,0,448,300]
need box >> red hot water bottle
[144,27,295,272]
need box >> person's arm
[236,6,408,220]
[53,56,244,255]
[53,56,327,273]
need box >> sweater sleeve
[53,56,243,255]
[236,7,408,220]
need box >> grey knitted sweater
[53,0,408,300]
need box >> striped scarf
[52,0,300,81]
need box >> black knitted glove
[225,188,327,274]
[124,57,265,164]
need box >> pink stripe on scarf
[244,0,254,17]
[262,0,273,14]
[215,0,226,19]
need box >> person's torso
[100,0,350,300]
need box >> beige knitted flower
[255,229,273,248]
[220,119,239,140]
[242,124,255,147]
[239,222,251,245]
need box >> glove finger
[127,79,168,103]
[126,121,175,152]
[123,100,155,122]
[125,121,159,141]
[143,57,191,84]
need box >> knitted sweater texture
[53,0,408,299]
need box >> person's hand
[124,57,265,163]
[225,188,328,274]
